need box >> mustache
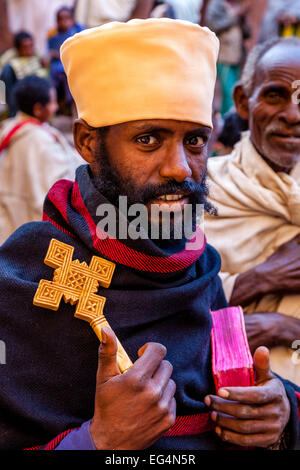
[133,179,209,205]
[267,124,300,136]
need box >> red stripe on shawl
[296,391,300,421]
[164,412,214,436]
[42,212,75,238]
[26,413,214,449]
[47,179,73,222]
[0,119,42,153]
[24,428,79,450]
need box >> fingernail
[211,411,217,422]
[101,328,107,344]
[204,396,211,407]
[215,426,221,435]
[218,388,229,398]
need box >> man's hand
[90,327,176,450]
[256,234,300,294]
[204,347,290,448]
[244,312,300,354]
[230,234,300,306]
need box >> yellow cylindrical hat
[60,18,219,128]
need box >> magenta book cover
[210,306,255,391]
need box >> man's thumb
[96,327,121,385]
[253,346,273,385]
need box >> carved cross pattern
[33,238,115,322]
[33,239,133,373]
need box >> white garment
[75,0,136,27]
[7,0,75,55]
[205,132,300,384]
[0,113,83,245]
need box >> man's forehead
[111,119,211,134]
[255,44,300,89]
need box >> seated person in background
[46,7,84,115]
[0,47,18,75]
[259,0,300,42]
[74,0,156,28]
[0,32,48,116]
[150,1,175,18]
[205,37,300,386]
[205,0,251,116]
[0,75,83,245]
[207,79,224,156]
[0,20,299,451]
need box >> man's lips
[146,193,191,211]
[270,132,300,143]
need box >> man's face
[248,43,300,171]
[90,119,213,239]
[57,10,74,33]
[18,38,34,57]
[34,88,58,123]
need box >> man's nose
[281,100,300,124]
[159,144,192,182]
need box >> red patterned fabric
[43,428,79,450]
[25,428,79,451]
[43,212,74,238]
[296,391,300,421]
[164,412,214,436]
[26,413,214,450]
[45,179,207,274]
[71,181,206,273]
[47,180,73,223]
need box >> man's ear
[233,83,250,120]
[73,119,98,164]
[32,102,43,120]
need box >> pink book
[210,306,254,391]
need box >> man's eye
[265,91,281,102]
[185,136,205,146]
[136,135,158,145]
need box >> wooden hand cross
[33,238,133,373]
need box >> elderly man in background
[206,37,300,385]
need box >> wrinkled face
[248,43,300,171]
[18,38,34,57]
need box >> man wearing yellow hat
[0,19,299,451]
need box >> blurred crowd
[1,0,300,152]
[1,0,300,385]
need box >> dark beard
[92,135,217,242]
